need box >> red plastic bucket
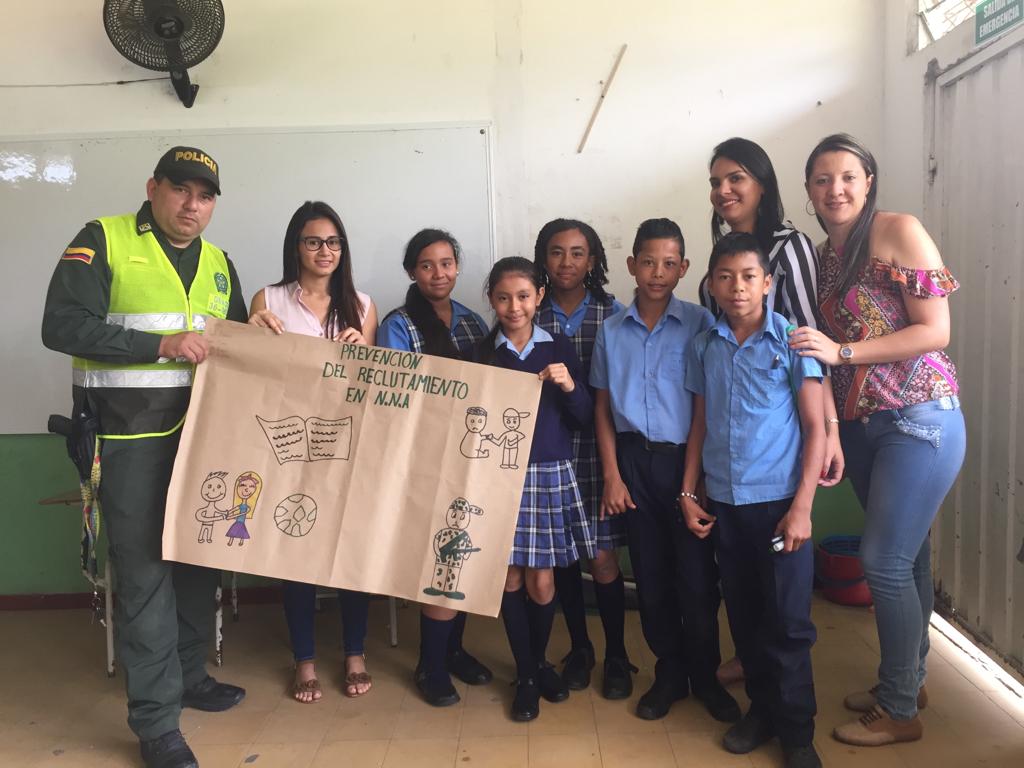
[816,536,872,607]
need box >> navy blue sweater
[491,333,593,464]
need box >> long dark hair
[532,218,612,303]
[475,256,543,365]
[804,133,878,297]
[401,228,462,359]
[275,201,362,338]
[709,137,785,255]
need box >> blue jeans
[840,396,966,720]
[282,582,369,661]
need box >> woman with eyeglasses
[249,200,378,703]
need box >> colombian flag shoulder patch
[61,247,96,265]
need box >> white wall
[881,0,980,220]
[1,0,886,305]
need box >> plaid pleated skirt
[509,459,597,569]
[571,427,628,551]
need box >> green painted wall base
[4,435,865,597]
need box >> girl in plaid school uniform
[532,220,635,699]
[475,257,597,722]
[377,229,494,708]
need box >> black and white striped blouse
[698,225,820,329]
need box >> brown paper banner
[163,318,541,616]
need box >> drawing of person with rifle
[423,497,484,600]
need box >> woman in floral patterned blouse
[788,134,966,749]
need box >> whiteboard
[0,125,495,434]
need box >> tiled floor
[2,596,1023,767]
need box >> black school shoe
[601,657,637,700]
[784,744,823,768]
[693,681,742,723]
[511,677,541,721]
[538,662,570,702]
[415,666,461,707]
[447,648,493,685]
[636,676,689,720]
[560,645,595,690]
[723,710,775,754]
[140,729,198,768]
[181,676,246,712]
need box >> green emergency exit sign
[976,0,1023,44]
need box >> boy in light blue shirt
[591,218,738,724]
[682,232,826,768]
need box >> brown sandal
[344,671,372,698]
[292,677,322,703]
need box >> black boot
[416,613,460,707]
[181,676,245,712]
[140,730,198,768]
[694,681,741,723]
[560,644,595,691]
[601,656,637,700]
[446,611,493,684]
[723,709,775,754]
[511,677,541,722]
[636,676,688,720]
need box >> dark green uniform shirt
[41,202,247,432]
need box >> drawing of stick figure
[493,408,530,469]
[423,497,483,600]
[459,406,497,458]
[225,471,262,547]
[195,471,229,543]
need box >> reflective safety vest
[71,213,231,438]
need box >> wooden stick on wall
[577,43,628,154]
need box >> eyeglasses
[299,236,344,252]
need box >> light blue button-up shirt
[685,310,824,505]
[549,291,626,337]
[590,296,713,445]
[495,324,554,360]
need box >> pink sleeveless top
[263,282,370,339]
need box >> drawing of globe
[274,494,318,537]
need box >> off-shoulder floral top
[818,242,960,420]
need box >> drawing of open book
[256,415,353,464]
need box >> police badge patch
[214,272,228,294]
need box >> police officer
[42,147,247,768]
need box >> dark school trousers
[100,433,220,741]
[710,497,817,748]
[616,434,721,690]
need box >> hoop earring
[805,199,815,216]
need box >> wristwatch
[839,344,854,364]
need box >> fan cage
[103,0,224,72]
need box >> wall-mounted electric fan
[103,0,225,108]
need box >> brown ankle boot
[833,705,923,746]
[843,684,928,712]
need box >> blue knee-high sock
[554,563,592,651]
[526,597,557,666]
[447,611,468,655]
[501,588,537,679]
[594,573,627,660]
[419,613,454,678]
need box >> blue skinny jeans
[282,581,369,661]
[840,395,966,720]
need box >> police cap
[153,146,221,195]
